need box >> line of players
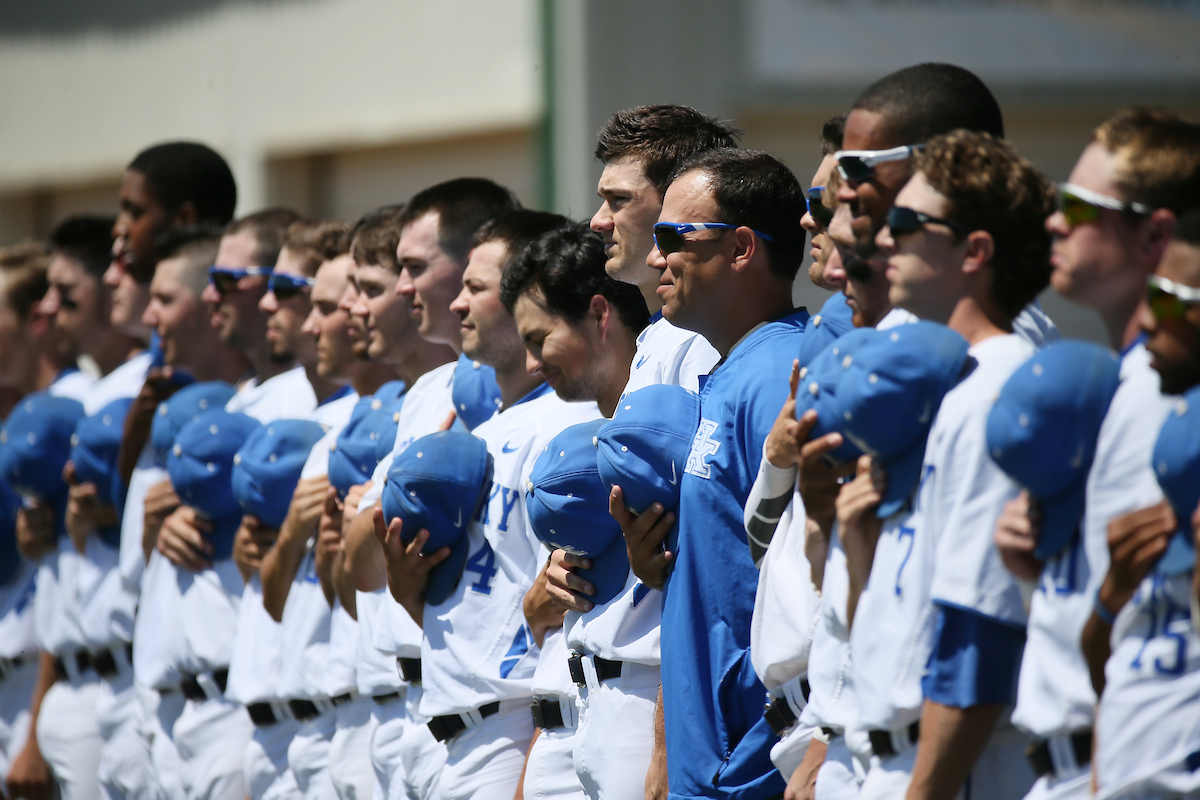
[0,58,1198,800]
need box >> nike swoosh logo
[635,355,649,368]
[668,461,678,485]
[502,442,520,453]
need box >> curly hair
[913,130,1055,321]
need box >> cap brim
[577,538,631,607]
[876,443,927,519]
[1156,528,1196,577]
[426,535,471,606]
[1033,477,1087,560]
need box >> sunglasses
[207,266,272,295]
[885,205,972,238]
[1147,274,1200,322]
[268,273,315,301]
[834,144,924,183]
[1058,183,1153,229]
[806,187,833,228]
[653,222,774,256]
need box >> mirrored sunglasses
[653,222,774,256]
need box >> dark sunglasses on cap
[1147,274,1200,322]
[834,144,924,183]
[806,187,833,228]
[268,273,316,301]
[208,266,272,295]
[1058,183,1153,230]
[653,222,774,256]
[885,205,972,238]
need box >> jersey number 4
[465,541,499,595]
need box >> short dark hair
[395,178,521,264]
[1175,207,1200,247]
[128,142,237,224]
[0,243,50,320]
[224,208,304,268]
[48,216,116,279]
[914,130,1055,322]
[669,149,807,281]
[500,222,650,334]
[350,204,405,272]
[820,114,846,156]
[153,224,222,296]
[474,210,570,272]
[283,220,353,277]
[595,105,742,196]
[853,63,1004,145]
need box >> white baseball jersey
[46,368,94,404]
[798,524,857,733]
[1012,343,1170,739]
[565,314,717,668]
[418,389,601,718]
[224,365,318,421]
[0,562,38,659]
[321,599,357,698]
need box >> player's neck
[350,361,402,398]
[392,341,456,387]
[493,356,543,411]
[183,344,252,386]
[88,331,144,377]
[1102,292,1146,352]
[638,279,664,316]
[945,294,1009,346]
[305,365,343,405]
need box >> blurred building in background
[2,0,1198,340]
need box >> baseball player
[0,481,38,792]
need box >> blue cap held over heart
[792,326,877,465]
[1152,386,1200,576]
[381,430,493,606]
[329,383,407,498]
[232,419,327,529]
[987,341,1120,559]
[0,391,86,503]
[451,354,502,431]
[151,382,238,467]
[70,397,135,548]
[795,292,856,370]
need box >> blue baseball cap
[167,410,262,560]
[0,392,86,503]
[987,341,1121,559]
[1152,388,1200,576]
[381,431,493,605]
[151,382,238,467]
[795,292,856,369]
[232,419,327,529]
[0,480,20,585]
[452,354,502,431]
[328,383,407,498]
[837,321,971,518]
[526,420,629,606]
[375,385,410,465]
[70,397,135,548]
[792,327,877,465]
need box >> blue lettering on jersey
[499,624,535,678]
[1130,573,1190,677]
[685,419,720,479]
[302,551,320,584]
[894,525,916,596]
[465,540,499,595]
[496,488,520,532]
[635,354,650,369]
[1038,536,1081,596]
[502,442,520,453]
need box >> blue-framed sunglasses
[267,273,316,300]
[208,266,272,295]
[653,222,774,255]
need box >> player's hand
[233,516,278,580]
[438,411,457,432]
[796,410,855,533]
[121,366,185,482]
[279,476,330,546]
[785,739,827,800]
[837,456,885,577]
[15,503,57,561]
[994,491,1044,582]
[610,486,675,591]
[523,558,567,648]
[544,549,596,613]
[373,508,450,626]
[1098,500,1175,617]
[63,463,119,553]
[341,481,372,539]
[314,487,344,588]
[764,360,806,469]
[157,505,213,571]
[6,737,53,800]
[142,479,180,561]
[804,516,829,590]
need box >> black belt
[763,679,811,736]
[372,692,401,705]
[331,692,356,706]
[53,649,92,680]
[396,657,422,684]
[1026,730,1092,777]
[247,702,288,727]
[530,697,565,730]
[289,699,328,722]
[179,668,228,702]
[91,642,134,679]
[567,652,622,686]
[0,654,29,679]
[869,721,921,758]
[427,701,500,742]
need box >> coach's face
[648,170,731,333]
[1143,239,1200,396]
[835,109,914,259]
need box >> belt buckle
[567,652,586,687]
[763,696,796,736]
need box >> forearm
[1081,612,1112,696]
[260,525,312,622]
[333,551,358,619]
[25,651,57,747]
[344,504,386,592]
[906,700,1003,800]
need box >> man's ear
[1140,208,1176,270]
[174,201,200,227]
[589,294,612,338]
[729,226,760,275]
[961,230,995,275]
